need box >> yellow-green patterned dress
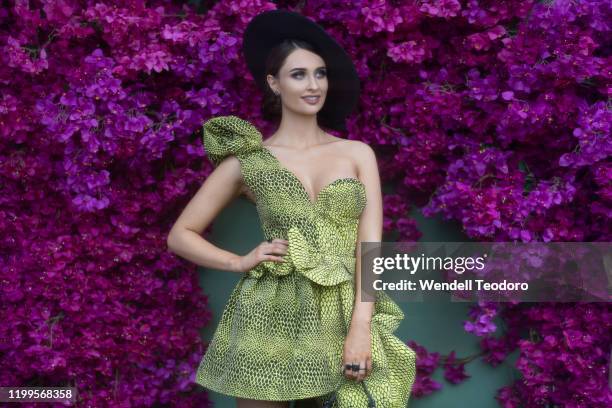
[196,115,416,407]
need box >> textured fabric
[196,115,417,407]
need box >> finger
[266,239,289,245]
[266,256,286,262]
[355,362,365,381]
[261,243,287,256]
[273,244,289,260]
[264,242,288,255]
[274,242,289,253]
[357,361,366,382]
[351,362,361,381]
[343,363,357,380]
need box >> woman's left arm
[343,141,382,382]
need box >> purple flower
[443,351,470,384]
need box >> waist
[264,226,356,258]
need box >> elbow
[167,225,202,253]
[166,230,178,253]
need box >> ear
[266,74,278,93]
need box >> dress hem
[195,378,337,402]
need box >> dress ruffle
[249,226,354,286]
[313,289,417,408]
[202,115,263,167]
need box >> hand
[232,238,288,273]
[342,320,372,382]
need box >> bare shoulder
[331,138,376,163]
[214,153,243,179]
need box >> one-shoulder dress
[195,115,417,407]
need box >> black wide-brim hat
[242,9,361,131]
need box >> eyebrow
[289,66,327,72]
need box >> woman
[167,10,416,408]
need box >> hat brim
[242,10,360,130]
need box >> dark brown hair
[261,38,322,122]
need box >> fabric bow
[248,226,355,286]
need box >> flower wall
[1,0,610,407]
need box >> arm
[351,142,382,326]
[167,155,244,273]
[342,142,382,382]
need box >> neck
[273,110,327,148]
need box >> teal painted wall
[196,189,520,407]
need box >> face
[267,48,328,116]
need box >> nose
[307,74,320,91]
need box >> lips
[302,95,320,103]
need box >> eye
[291,70,327,79]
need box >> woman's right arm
[166,155,288,273]
[166,155,245,273]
